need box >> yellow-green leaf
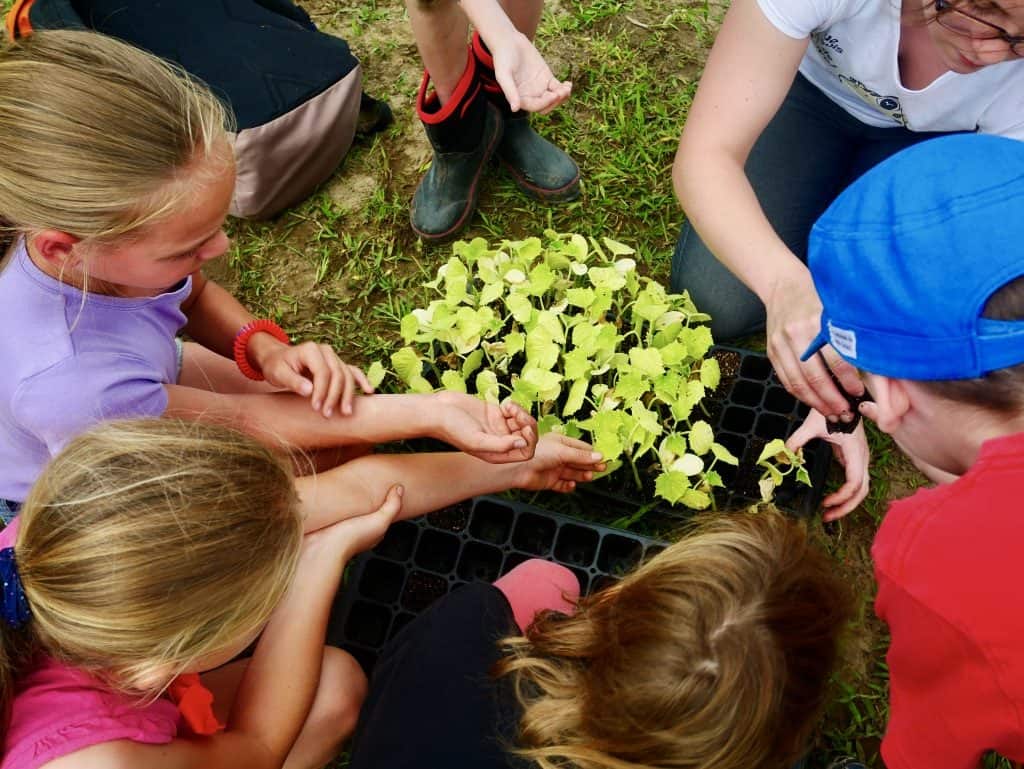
[711,442,740,466]
[757,438,790,465]
[700,357,721,390]
[366,361,387,389]
[628,347,665,379]
[441,370,467,393]
[655,471,691,504]
[689,420,714,455]
[680,488,711,510]
[476,370,500,402]
[391,347,423,386]
[461,349,485,378]
[563,378,589,417]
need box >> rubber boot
[471,32,580,202]
[411,50,503,241]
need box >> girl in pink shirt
[0,418,378,769]
[0,416,599,769]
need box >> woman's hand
[765,267,864,420]
[488,30,571,114]
[253,338,374,418]
[434,392,538,462]
[514,433,605,493]
[787,409,870,521]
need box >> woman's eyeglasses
[933,0,1024,56]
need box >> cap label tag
[828,322,858,359]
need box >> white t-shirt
[757,0,1024,138]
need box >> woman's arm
[296,433,604,531]
[673,0,861,417]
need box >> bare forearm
[181,274,257,359]
[670,0,810,303]
[459,0,518,40]
[228,542,350,758]
[298,451,521,530]
[165,386,440,448]
[673,145,803,302]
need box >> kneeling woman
[349,510,853,769]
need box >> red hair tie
[233,319,289,381]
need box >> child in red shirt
[793,133,1024,769]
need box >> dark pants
[670,73,957,340]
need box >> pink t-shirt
[0,521,179,769]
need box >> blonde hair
[497,509,854,769]
[0,29,232,254]
[0,419,302,735]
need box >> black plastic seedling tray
[583,346,832,519]
[328,495,665,673]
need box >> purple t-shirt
[0,241,190,501]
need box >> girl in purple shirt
[0,30,591,518]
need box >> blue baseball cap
[801,134,1024,380]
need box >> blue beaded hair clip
[0,547,30,629]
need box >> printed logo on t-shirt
[828,321,858,360]
[836,75,907,126]
[812,31,845,67]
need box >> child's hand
[306,484,404,560]
[489,31,571,114]
[257,340,374,418]
[435,392,538,463]
[787,410,870,521]
[514,433,605,493]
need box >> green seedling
[756,438,812,502]
[374,231,807,510]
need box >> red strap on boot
[417,48,480,124]
[5,0,36,39]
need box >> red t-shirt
[873,432,1024,769]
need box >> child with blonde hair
[0,29,547,522]
[0,415,602,769]
[348,509,854,769]
[0,418,391,769]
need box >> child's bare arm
[297,433,605,531]
[164,385,537,461]
[456,0,570,113]
[180,271,372,417]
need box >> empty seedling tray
[585,345,832,518]
[328,496,665,673]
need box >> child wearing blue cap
[791,132,1024,768]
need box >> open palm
[436,392,538,463]
[491,32,571,114]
